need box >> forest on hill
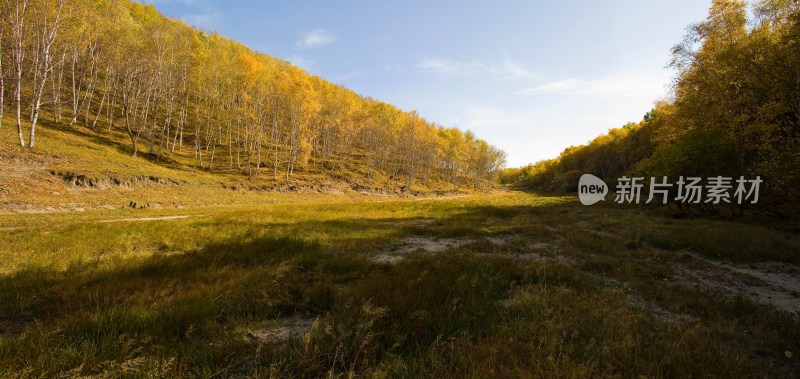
[0,0,506,189]
[502,0,800,213]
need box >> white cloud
[515,72,671,97]
[454,106,532,130]
[416,55,537,79]
[570,74,671,96]
[493,54,538,79]
[515,78,579,95]
[417,58,471,74]
[299,29,335,48]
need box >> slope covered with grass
[0,113,477,214]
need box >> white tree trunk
[13,1,28,146]
[0,28,4,131]
[29,0,64,148]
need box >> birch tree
[1,0,508,189]
[11,0,27,146]
[28,0,65,147]
[0,1,6,131]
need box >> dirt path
[97,215,201,223]
[672,255,800,315]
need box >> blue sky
[143,0,713,167]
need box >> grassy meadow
[1,0,799,376]
[0,192,798,377]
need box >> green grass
[0,192,798,377]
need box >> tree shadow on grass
[38,120,191,171]
[0,203,551,328]
[0,204,549,375]
[4,198,799,325]
[0,201,798,376]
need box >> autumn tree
[10,0,27,146]
[2,0,507,191]
[0,0,6,130]
[513,0,800,210]
[27,0,64,147]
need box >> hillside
[0,112,485,214]
[0,0,505,213]
[502,0,800,216]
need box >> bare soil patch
[372,236,472,264]
[244,316,316,343]
[97,215,201,223]
[672,254,800,315]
